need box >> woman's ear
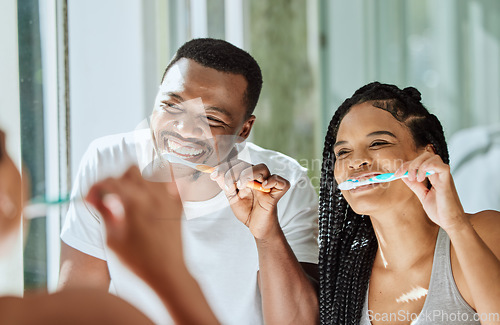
[425,144,436,154]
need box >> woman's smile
[333,102,423,215]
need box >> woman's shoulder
[468,210,500,248]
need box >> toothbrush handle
[398,171,435,180]
[247,181,271,193]
[196,165,271,193]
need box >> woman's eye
[370,141,389,147]
[335,149,349,158]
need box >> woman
[319,82,500,324]
[0,129,219,324]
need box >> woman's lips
[349,172,382,182]
[339,172,383,193]
[348,182,380,193]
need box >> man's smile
[161,132,215,164]
[166,138,205,158]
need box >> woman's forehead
[336,102,410,140]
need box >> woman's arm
[449,211,500,322]
[397,151,500,323]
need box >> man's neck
[175,173,222,202]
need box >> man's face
[150,58,254,176]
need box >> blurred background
[1,0,499,295]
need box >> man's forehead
[160,63,186,93]
[157,58,248,123]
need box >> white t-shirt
[61,129,319,325]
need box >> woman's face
[0,130,23,249]
[333,102,424,215]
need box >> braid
[319,82,449,324]
[319,95,378,324]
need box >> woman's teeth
[167,139,203,157]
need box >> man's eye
[161,102,182,113]
[202,116,225,127]
[208,116,223,123]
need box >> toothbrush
[23,154,273,219]
[23,195,72,219]
[162,153,271,193]
[338,171,435,191]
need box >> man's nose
[173,115,205,138]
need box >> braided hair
[318,82,449,324]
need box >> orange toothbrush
[163,153,271,193]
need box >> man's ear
[237,115,255,143]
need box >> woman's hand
[395,151,469,233]
[210,161,290,240]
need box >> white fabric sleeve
[277,171,319,264]
[60,142,107,261]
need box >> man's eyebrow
[165,92,184,101]
[205,105,232,119]
[164,92,233,119]
[334,131,397,149]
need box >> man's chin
[168,163,206,182]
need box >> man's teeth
[168,139,203,156]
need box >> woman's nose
[348,152,372,170]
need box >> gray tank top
[359,228,479,324]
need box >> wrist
[137,253,188,284]
[443,215,474,238]
[254,224,284,246]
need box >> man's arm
[212,163,319,324]
[256,233,319,324]
[85,166,220,325]
[0,290,154,325]
[58,243,110,290]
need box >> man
[59,38,319,324]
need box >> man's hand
[210,161,290,240]
[0,130,24,251]
[85,166,184,280]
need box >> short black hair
[162,38,263,118]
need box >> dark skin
[59,58,319,324]
[334,103,500,324]
[0,134,152,324]
[0,159,216,324]
[0,131,23,245]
